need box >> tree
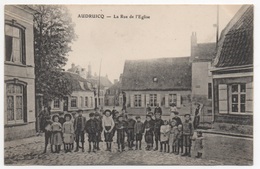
[32,5,77,103]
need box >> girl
[160,120,170,153]
[51,114,63,153]
[144,115,154,151]
[102,110,115,152]
[62,113,74,153]
[168,119,177,154]
[192,131,204,158]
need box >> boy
[102,110,115,152]
[86,112,98,153]
[74,109,87,152]
[116,115,127,152]
[193,131,204,158]
[127,114,136,150]
[144,115,154,151]
[176,124,183,155]
[43,115,53,153]
[153,112,164,151]
[94,112,102,151]
[181,114,194,157]
[134,115,144,150]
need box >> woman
[193,103,203,129]
[38,106,50,132]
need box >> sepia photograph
[3,3,254,166]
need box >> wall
[4,6,36,140]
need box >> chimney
[87,63,92,78]
[190,32,197,62]
[71,63,75,68]
[114,79,118,84]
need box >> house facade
[4,5,36,140]
[50,72,95,113]
[121,57,192,115]
[211,5,253,134]
[190,32,216,124]
[105,78,123,107]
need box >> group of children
[42,108,204,158]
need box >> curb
[198,129,253,139]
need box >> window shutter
[177,93,181,108]
[246,82,253,113]
[130,94,134,107]
[146,94,150,106]
[165,94,169,107]
[157,94,161,106]
[141,94,145,107]
[218,84,228,114]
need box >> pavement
[4,132,253,165]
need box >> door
[63,97,68,112]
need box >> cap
[89,112,95,117]
[135,115,141,119]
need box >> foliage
[32,5,77,103]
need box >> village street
[4,122,253,165]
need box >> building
[121,57,192,115]
[67,63,87,79]
[105,78,123,107]
[50,72,95,113]
[4,5,36,140]
[211,5,253,134]
[190,32,216,124]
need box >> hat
[52,114,59,121]
[64,113,72,120]
[89,112,95,117]
[46,115,51,120]
[146,114,152,118]
[58,111,64,115]
[184,113,191,117]
[72,111,77,115]
[94,112,100,117]
[77,109,83,113]
[117,115,123,119]
[148,112,153,115]
[104,109,112,115]
[135,115,141,120]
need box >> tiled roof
[214,5,253,67]
[63,72,93,91]
[87,76,113,88]
[121,57,191,91]
[193,43,216,62]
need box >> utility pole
[216,5,219,49]
[98,58,102,107]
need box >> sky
[64,5,242,82]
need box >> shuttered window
[134,94,141,107]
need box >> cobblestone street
[4,132,253,165]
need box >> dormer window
[153,77,158,82]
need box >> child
[86,112,98,153]
[127,114,136,150]
[134,115,144,150]
[181,114,194,157]
[94,112,102,151]
[160,120,170,153]
[116,115,127,152]
[144,115,154,151]
[192,131,204,158]
[153,112,164,151]
[62,113,74,153]
[168,119,177,154]
[74,109,87,152]
[43,115,53,153]
[51,114,63,153]
[102,110,115,152]
[177,124,183,155]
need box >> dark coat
[85,119,98,134]
[127,119,136,129]
[154,107,162,115]
[74,115,87,133]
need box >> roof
[193,42,216,62]
[63,72,93,91]
[213,5,253,68]
[122,57,191,91]
[87,76,113,88]
[106,81,122,95]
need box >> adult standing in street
[38,106,50,133]
[193,103,203,130]
[146,104,152,114]
[154,103,162,115]
[74,109,86,152]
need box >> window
[150,94,157,107]
[230,84,246,113]
[5,21,25,64]
[80,96,84,107]
[208,83,212,99]
[134,94,141,107]
[6,83,25,124]
[71,97,77,108]
[53,99,60,109]
[90,97,93,108]
[85,97,88,107]
[169,94,177,105]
